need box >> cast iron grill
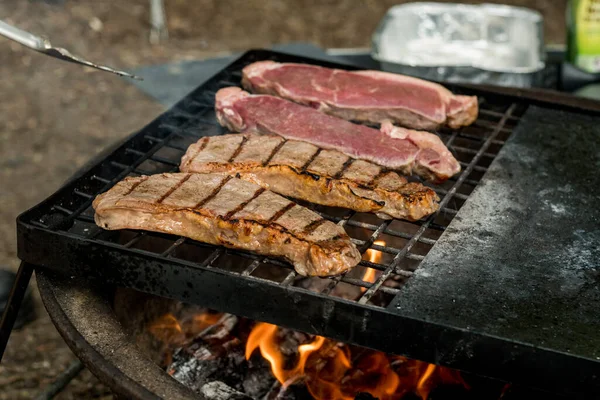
[17,49,525,347]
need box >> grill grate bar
[478,108,519,120]
[149,155,179,167]
[162,237,187,257]
[406,253,426,261]
[441,207,459,215]
[77,214,95,223]
[458,162,488,172]
[322,219,392,296]
[30,220,49,229]
[110,161,129,170]
[357,260,388,271]
[456,131,505,145]
[452,146,496,158]
[123,232,146,248]
[194,119,220,127]
[197,248,224,270]
[456,178,480,187]
[53,205,73,215]
[241,259,262,276]
[357,103,517,304]
[164,142,189,152]
[383,228,436,245]
[218,80,240,87]
[378,285,402,295]
[340,276,403,296]
[73,190,93,199]
[429,222,447,231]
[280,271,297,286]
[144,135,166,144]
[348,238,429,260]
[472,119,513,133]
[92,175,110,184]
[439,126,461,150]
[434,189,469,200]
[126,148,146,157]
[342,277,376,289]
[343,219,436,246]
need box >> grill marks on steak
[242,61,478,130]
[92,173,361,276]
[180,133,439,221]
[215,87,460,182]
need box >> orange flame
[190,311,223,332]
[361,240,385,293]
[245,322,468,400]
[149,314,182,332]
[416,364,436,399]
[147,313,185,345]
[147,311,225,349]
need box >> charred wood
[200,381,252,400]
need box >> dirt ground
[0,0,567,398]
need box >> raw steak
[215,87,460,183]
[242,61,478,130]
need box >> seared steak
[215,87,460,183]
[93,173,361,276]
[180,133,439,221]
[242,61,478,130]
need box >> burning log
[165,313,277,398]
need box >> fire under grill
[15,50,600,397]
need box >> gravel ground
[0,0,566,398]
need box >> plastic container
[372,2,546,87]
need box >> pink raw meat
[215,87,460,183]
[242,61,478,131]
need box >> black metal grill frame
[18,49,528,366]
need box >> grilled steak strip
[93,173,361,277]
[180,133,439,221]
[242,61,478,130]
[215,87,460,183]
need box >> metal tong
[0,19,142,80]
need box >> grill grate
[18,50,525,329]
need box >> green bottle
[567,0,600,73]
